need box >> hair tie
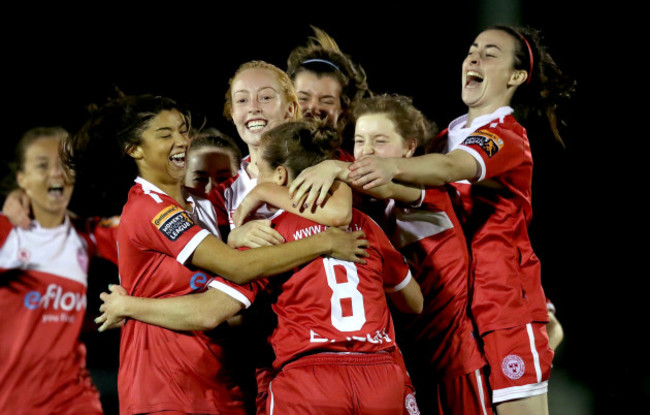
[517,32,534,85]
[301,58,340,72]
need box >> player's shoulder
[475,114,525,140]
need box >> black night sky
[2,3,638,414]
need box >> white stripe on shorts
[526,323,542,383]
[474,369,489,415]
[268,381,275,415]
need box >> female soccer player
[1,126,117,415]
[184,128,242,195]
[278,94,492,414]
[286,26,371,134]
[63,93,367,415]
[96,120,423,415]
[210,60,353,250]
[343,26,575,415]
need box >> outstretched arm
[191,227,368,285]
[348,150,479,189]
[288,159,422,205]
[95,284,244,332]
[233,180,352,228]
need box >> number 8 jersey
[210,208,413,369]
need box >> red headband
[517,32,534,85]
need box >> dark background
[2,2,638,414]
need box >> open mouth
[465,71,484,88]
[169,152,186,168]
[48,185,65,198]
[246,119,267,132]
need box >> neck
[466,103,503,127]
[32,205,66,228]
[246,145,259,178]
[465,89,516,126]
[139,172,187,207]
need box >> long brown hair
[490,25,576,146]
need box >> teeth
[467,71,483,81]
[48,186,64,196]
[247,120,267,131]
[170,152,185,161]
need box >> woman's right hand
[227,219,285,248]
[322,227,369,264]
[289,160,347,209]
[2,188,31,229]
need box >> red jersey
[382,188,486,381]
[0,213,117,415]
[210,209,412,370]
[445,107,549,334]
[116,177,246,415]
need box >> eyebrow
[156,121,187,132]
[472,42,503,52]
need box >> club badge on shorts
[501,354,525,380]
[405,393,420,415]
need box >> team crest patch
[501,354,525,380]
[18,247,31,263]
[152,205,194,241]
[462,129,504,158]
[405,393,420,415]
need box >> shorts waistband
[284,351,393,370]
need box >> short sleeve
[128,198,210,265]
[208,276,266,309]
[457,125,526,182]
[0,215,18,272]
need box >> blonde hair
[223,60,300,121]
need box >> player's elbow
[194,313,227,331]
[326,210,352,228]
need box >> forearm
[193,232,332,284]
[122,289,242,331]
[391,154,455,186]
[392,151,479,186]
[255,181,352,227]
[355,181,421,204]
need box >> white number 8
[323,258,366,332]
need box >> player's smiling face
[462,29,524,113]
[354,113,416,160]
[230,68,296,149]
[294,71,343,127]
[129,109,190,187]
[17,136,74,219]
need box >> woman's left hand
[95,284,128,332]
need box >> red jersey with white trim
[210,209,412,370]
[445,107,549,334]
[0,213,115,415]
[382,187,486,381]
[116,177,246,415]
[209,156,276,230]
